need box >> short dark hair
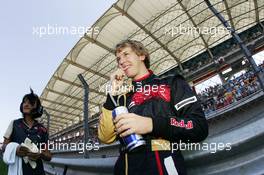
[115,40,150,69]
[20,89,43,118]
[22,93,41,108]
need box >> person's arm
[151,76,208,143]
[27,127,52,161]
[3,138,30,157]
[2,138,10,153]
[40,147,52,161]
[2,120,14,152]
[27,147,51,161]
[98,94,117,144]
[98,69,125,144]
[16,145,30,157]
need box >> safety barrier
[44,91,264,175]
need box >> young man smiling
[98,40,208,175]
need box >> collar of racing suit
[133,70,153,82]
[132,70,157,88]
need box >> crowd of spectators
[198,63,264,115]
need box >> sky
[0,0,116,142]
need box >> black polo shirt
[9,118,48,175]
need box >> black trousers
[114,146,187,175]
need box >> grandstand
[30,0,264,174]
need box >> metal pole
[78,74,89,158]
[44,109,50,135]
[204,0,264,90]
